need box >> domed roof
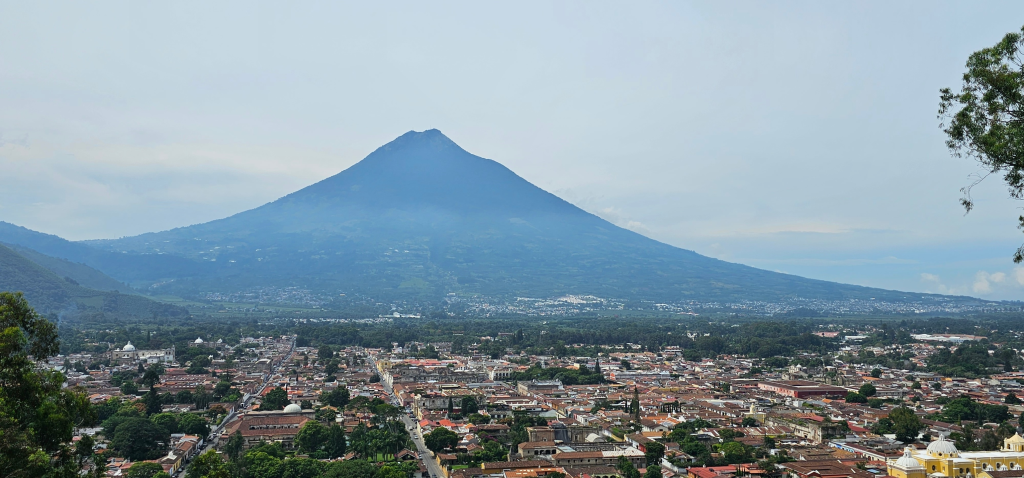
[894,447,924,470]
[194,337,204,344]
[1006,432,1024,444]
[122,341,136,352]
[927,437,959,457]
[283,403,302,413]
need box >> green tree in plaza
[939,25,1024,262]
[0,292,96,478]
[261,386,290,411]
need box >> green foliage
[846,392,867,403]
[186,449,230,478]
[295,420,329,455]
[111,417,169,460]
[928,342,1016,378]
[325,424,347,459]
[0,245,187,319]
[940,396,1012,423]
[890,406,924,443]
[320,387,350,408]
[178,413,210,436]
[618,455,641,478]
[224,431,245,463]
[461,395,479,415]
[0,292,96,478]
[858,383,876,397]
[125,462,165,478]
[645,465,664,478]
[424,427,460,452]
[939,25,1024,262]
[322,459,378,478]
[645,441,666,465]
[261,387,290,411]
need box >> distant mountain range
[0,130,981,308]
[0,242,187,319]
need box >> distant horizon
[4,3,1024,298]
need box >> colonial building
[219,404,314,450]
[110,341,175,365]
[888,435,1024,478]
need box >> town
[44,318,1024,478]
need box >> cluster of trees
[871,407,924,443]
[0,292,98,477]
[950,422,1020,452]
[187,441,417,478]
[927,342,1020,378]
[936,396,1013,424]
[99,399,211,460]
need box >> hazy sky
[3,2,1024,299]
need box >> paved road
[370,354,444,478]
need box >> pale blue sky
[2,2,1024,299]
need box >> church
[888,434,1024,478]
[110,341,176,365]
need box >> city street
[371,355,444,478]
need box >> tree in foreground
[0,292,96,477]
[186,450,231,478]
[940,25,1024,262]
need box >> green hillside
[4,242,133,293]
[0,243,187,319]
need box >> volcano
[3,130,939,303]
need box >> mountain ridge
[0,130,983,306]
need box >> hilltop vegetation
[0,243,188,320]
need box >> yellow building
[888,435,1024,478]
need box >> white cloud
[973,272,993,294]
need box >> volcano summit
[0,130,959,305]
